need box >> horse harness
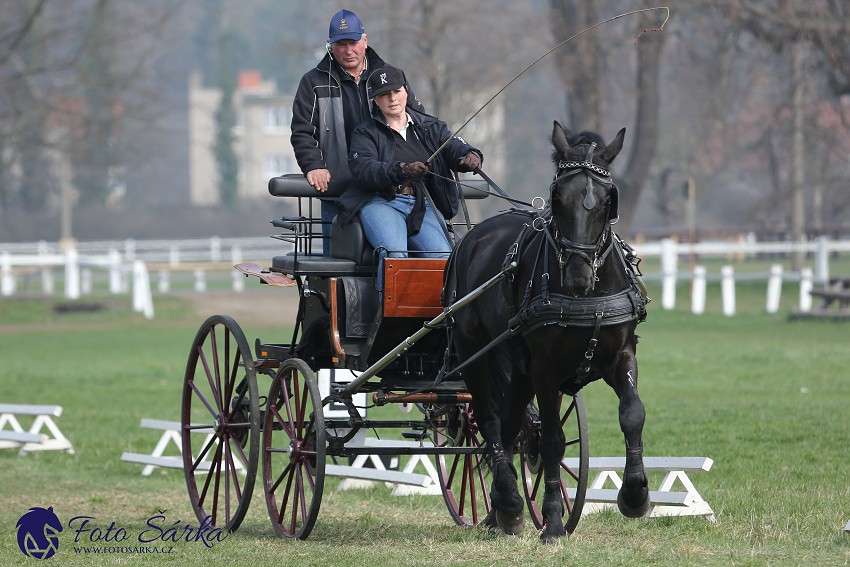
[439,150,647,382]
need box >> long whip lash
[427,6,670,163]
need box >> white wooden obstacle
[121,419,244,476]
[121,418,436,491]
[563,456,715,521]
[845,519,850,533]
[0,404,74,455]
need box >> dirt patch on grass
[177,288,301,327]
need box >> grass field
[1,282,849,566]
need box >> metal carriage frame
[180,175,590,539]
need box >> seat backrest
[330,216,375,266]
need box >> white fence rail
[1,235,848,319]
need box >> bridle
[545,142,618,289]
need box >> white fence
[635,235,849,316]
[0,237,287,319]
[1,235,848,319]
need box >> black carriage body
[259,174,486,381]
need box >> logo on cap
[380,73,388,85]
[338,19,348,31]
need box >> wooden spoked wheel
[434,404,492,526]
[262,358,326,539]
[181,315,260,532]
[520,392,589,535]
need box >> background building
[189,70,296,206]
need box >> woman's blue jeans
[358,194,451,289]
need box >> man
[290,8,423,255]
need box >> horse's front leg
[462,355,525,535]
[607,346,650,518]
[529,372,568,542]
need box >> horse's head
[549,121,625,294]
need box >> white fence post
[766,264,783,314]
[1,251,14,296]
[799,268,813,313]
[814,236,829,284]
[721,265,735,317]
[661,238,678,310]
[132,260,154,319]
[38,241,54,295]
[231,245,244,292]
[64,247,80,299]
[108,248,123,293]
[691,266,706,315]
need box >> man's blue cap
[329,9,365,43]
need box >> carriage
[181,124,647,541]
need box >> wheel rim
[263,358,325,539]
[181,315,260,532]
[435,404,491,526]
[521,392,589,534]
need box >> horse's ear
[552,121,573,158]
[600,127,626,164]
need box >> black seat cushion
[271,254,360,276]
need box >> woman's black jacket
[338,105,482,226]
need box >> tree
[548,1,667,233]
[716,0,850,266]
[213,31,238,208]
[0,0,178,218]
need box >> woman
[339,65,482,280]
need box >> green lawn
[1,291,849,566]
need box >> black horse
[442,122,649,541]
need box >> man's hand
[401,161,429,179]
[457,152,481,172]
[307,168,332,192]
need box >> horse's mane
[551,130,610,168]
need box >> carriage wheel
[520,392,589,534]
[181,315,260,533]
[434,404,491,527]
[262,358,326,539]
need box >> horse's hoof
[540,531,568,544]
[539,523,568,543]
[495,510,525,535]
[617,488,650,518]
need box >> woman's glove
[401,161,429,179]
[457,152,481,172]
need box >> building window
[265,106,291,132]
[265,154,295,178]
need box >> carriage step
[401,430,429,440]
